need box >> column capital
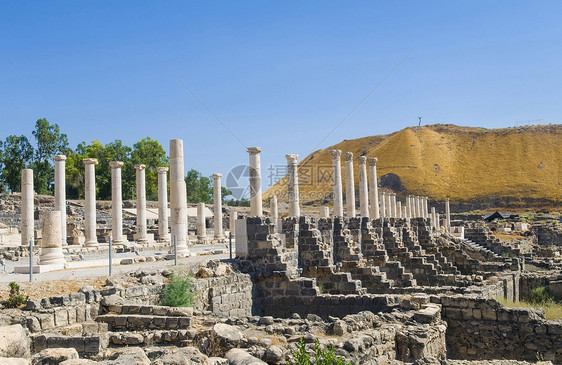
[156,166,169,173]
[343,152,353,161]
[134,164,146,171]
[285,154,299,163]
[83,158,98,165]
[54,154,66,161]
[109,161,124,169]
[329,149,342,159]
[212,173,222,179]
[367,157,378,166]
[246,146,262,154]
[357,156,367,165]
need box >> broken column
[197,202,206,242]
[286,154,300,217]
[21,169,34,246]
[247,147,263,216]
[270,195,278,226]
[445,198,451,233]
[357,156,369,218]
[319,206,330,218]
[229,210,237,236]
[367,158,380,219]
[329,149,344,217]
[212,173,224,240]
[39,211,65,265]
[54,155,67,246]
[157,167,170,243]
[135,164,148,243]
[343,152,355,218]
[169,139,190,255]
[110,161,125,245]
[83,158,98,247]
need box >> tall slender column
[39,211,65,265]
[54,155,67,246]
[157,167,170,243]
[436,213,441,230]
[229,210,237,236]
[270,196,278,222]
[415,196,421,218]
[406,195,412,218]
[387,194,393,218]
[402,205,408,219]
[83,158,98,247]
[431,207,437,229]
[425,197,430,219]
[397,201,402,219]
[285,154,300,217]
[391,193,397,218]
[445,198,451,233]
[169,139,190,255]
[247,147,263,216]
[357,157,369,218]
[135,164,148,243]
[367,158,380,219]
[110,161,125,244]
[21,169,34,246]
[380,192,386,218]
[343,152,355,218]
[329,150,344,217]
[212,173,224,240]
[197,202,206,241]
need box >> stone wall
[192,272,254,317]
[520,272,562,302]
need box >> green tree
[0,135,34,192]
[130,137,168,201]
[31,118,69,194]
[185,169,212,203]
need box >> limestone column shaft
[270,196,278,222]
[367,158,380,219]
[212,173,224,239]
[169,139,190,255]
[397,201,402,219]
[21,169,34,246]
[425,197,430,219]
[247,147,263,216]
[285,154,300,217]
[445,198,451,233]
[386,194,393,218]
[39,211,65,265]
[197,202,206,239]
[391,193,397,218]
[110,161,125,244]
[135,164,148,243]
[357,157,369,218]
[319,206,330,218]
[157,167,170,242]
[431,207,437,229]
[83,158,98,247]
[343,152,355,218]
[229,210,237,236]
[54,155,66,246]
[380,192,386,218]
[402,205,407,219]
[415,196,421,218]
[406,195,412,219]
[436,213,441,230]
[329,150,344,217]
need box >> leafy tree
[0,135,34,192]
[185,169,212,203]
[31,118,69,194]
[130,137,168,201]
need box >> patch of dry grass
[496,297,562,320]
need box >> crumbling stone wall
[192,272,254,317]
[532,223,562,247]
[520,272,562,302]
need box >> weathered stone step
[95,314,192,331]
[31,333,106,355]
[108,304,193,317]
[109,329,193,346]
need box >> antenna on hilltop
[418,116,422,126]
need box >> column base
[84,241,99,247]
[39,247,66,265]
[158,235,171,243]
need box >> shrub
[4,282,28,308]
[529,287,554,305]
[160,272,194,307]
[287,338,353,365]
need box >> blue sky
[1,1,561,195]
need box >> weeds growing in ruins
[497,288,562,320]
[160,272,194,307]
[287,338,353,365]
[529,287,554,305]
[3,282,28,308]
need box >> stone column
[319,206,330,218]
[343,152,355,218]
[405,195,412,218]
[387,194,393,218]
[110,161,125,245]
[397,201,402,219]
[54,155,67,246]
[83,158,98,247]
[415,196,421,218]
[270,196,278,223]
[21,169,34,246]
[357,156,369,218]
[329,150,344,217]
[425,197,430,219]
[445,198,451,233]
[212,173,224,240]
[367,158,380,219]
[135,164,148,243]
[169,139,190,255]
[380,192,386,218]
[285,154,300,217]
[436,213,441,230]
[39,211,65,265]
[391,193,397,218]
[402,205,407,219]
[431,207,437,229]
[229,210,237,236]
[197,202,206,241]
[157,167,170,243]
[247,147,263,216]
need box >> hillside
[264,124,562,210]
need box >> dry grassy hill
[264,124,562,210]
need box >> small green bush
[287,338,353,365]
[3,282,28,308]
[529,287,554,305]
[160,273,194,307]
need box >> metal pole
[174,234,178,266]
[229,232,232,260]
[29,239,33,283]
[109,237,113,276]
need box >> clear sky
[1,1,561,196]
